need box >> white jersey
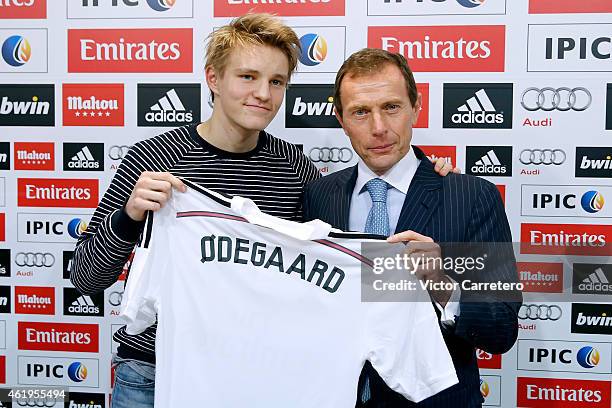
[121,180,458,407]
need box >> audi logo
[15,252,55,267]
[518,304,562,321]
[519,149,566,165]
[108,145,132,161]
[309,147,353,163]
[109,290,123,307]
[15,396,56,407]
[521,87,591,112]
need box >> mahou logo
[18,321,99,352]
[17,178,99,208]
[517,377,611,407]
[521,223,612,256]
[213,0,345,17]
[368,25,505,72]
[13,141,54,170]
[68,28,193,73]
[0,0,46,19]
[517,262,564,293]
[14,285,54,315]
[63,83,124,126]
[529,0,612,14]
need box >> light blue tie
[361,178,389,403]
[364,178,390,237]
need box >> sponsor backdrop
[1,0,612,406]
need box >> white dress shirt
[348,148,460,323]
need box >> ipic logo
[18,213,90,243]
[18,356,99,387]
[137,84,200,127]
[1,34,30,66]
[63,287,103,317]
[523,187,606,216]
[0,84,54,126]
[82,0,175,11]
[528,25,612,72]
[465,146,512,177]
[518,339,612,375]
[299,33,327,66]
[369,0,505,16]
[285,84,339,128]
[443,83,512,129]
[63,143,104,172]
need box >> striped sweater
[71,123,320,360]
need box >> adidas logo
[452,89,504,125]
[578,268,612,293]
[68,145,99,170]
[68,295,100,314]
[470,150,507,174]
[145,89,193,123]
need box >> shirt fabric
[348,148,460,323]
[121,182,458,407]
[70,123,321,361]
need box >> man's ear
[412,92,423,126]
[205,66,219,97]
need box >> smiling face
[206,44,289,138]
[336,63,421,176]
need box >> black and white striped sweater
[71,123,320,361]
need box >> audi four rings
[518,304,562,321]
[519,149,566,165]
[15,396,56,407]
[309,147,353,163]
[15,253,55,267]
[521,87,592,111]
[109,291,123,306]
[108,145,132,160]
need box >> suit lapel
[333,165,357,231]
[395,148,443,234]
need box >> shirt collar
[355,147,420,196]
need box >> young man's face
[208,44,289,135]
[336,63,421,176]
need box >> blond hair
[205,13,300,79]
[334,48,418,117]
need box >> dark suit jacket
[302,146,521,408]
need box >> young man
[71,15,454,407]
[302,49,521,408]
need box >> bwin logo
[292,96,334,116]
[0,95,49,115]
[69,401,102,408]
[452,89,503,125]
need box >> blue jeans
[111,355,155,408]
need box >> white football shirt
[121,180,458,407]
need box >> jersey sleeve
[120,210,168,335]
[365,299,459,402]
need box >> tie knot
[365,178,388,203]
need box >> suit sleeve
[452,180,522,354]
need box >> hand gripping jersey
[121,180,458,407]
